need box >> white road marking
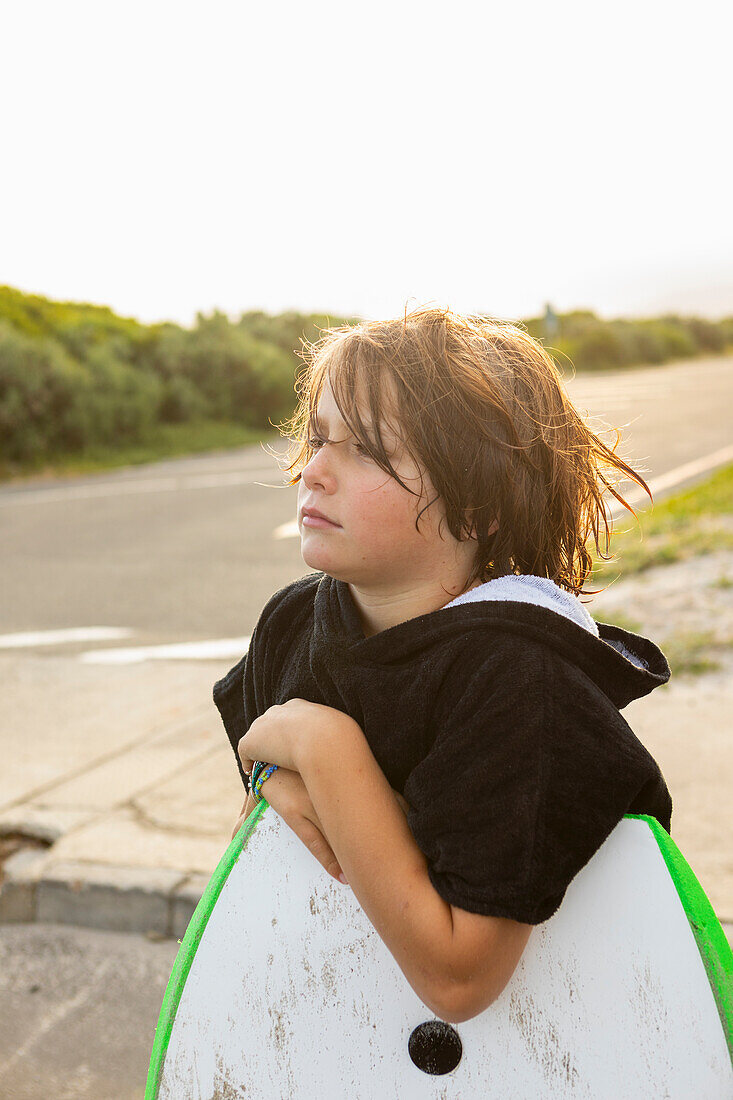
[274,519,299,539]
[79,636,251,665]
[0,627,133,648]
[609,443,733,517]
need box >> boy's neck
[347,576,484,639]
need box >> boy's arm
[295,717,531,1023]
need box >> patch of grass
[711,574,733,590]
[596,610,643,634]
[660,630,733,679]
[591,462,733,583]
[0,420,280,483]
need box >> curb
[2,844,732,950]
[0,846,210,940]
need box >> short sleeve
[212,576,319,795]
[403,641,670,925]
[213,617,268,794]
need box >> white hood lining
[442,573,599,634]
[442,574,650,671]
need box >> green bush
[0,323,86,461]
[152,311,297,426]
[650,320,697,359]
[158,374,211,423]
[681,316,725,353]
[562,328,627,370]
[81,345,163,444]
[629,323,667,364]
[0,322,166,461]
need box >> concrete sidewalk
[0,653,244,940]
[0,650,732,944]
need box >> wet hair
[271,303,651,596]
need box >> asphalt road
[1,354,732,650]
[0,923,177,1100]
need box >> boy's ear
[466,516,499,541]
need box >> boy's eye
[307,436,372,458]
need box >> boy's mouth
[301,505,341,527]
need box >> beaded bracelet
[249,760,266,798]
[251,761,279,804]
[249,760,265,792]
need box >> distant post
[543,302,559,341]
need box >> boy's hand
[231,767,410,883]
[231,767,345,881]
[237,698,358,779]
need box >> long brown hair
[270,304,650,596]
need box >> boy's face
[297,376,477,593]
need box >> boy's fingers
[303,830,346,882]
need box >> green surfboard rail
[145,797,269,1100]
[145,811,733,1096]
[626,813,733,1063]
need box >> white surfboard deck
[147,809,732,1099]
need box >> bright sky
[3,1,731,329]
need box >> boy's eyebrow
[313,411,396,441]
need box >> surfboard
[146,808,732,1099]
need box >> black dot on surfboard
[408,1020,462,1075]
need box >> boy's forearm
[295,719,460,1018]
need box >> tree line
[1,284,731,467]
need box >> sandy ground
[590,547,733,671]
[588,549,733,921]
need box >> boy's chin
[300,544,338,572]
[299,547,353,584]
